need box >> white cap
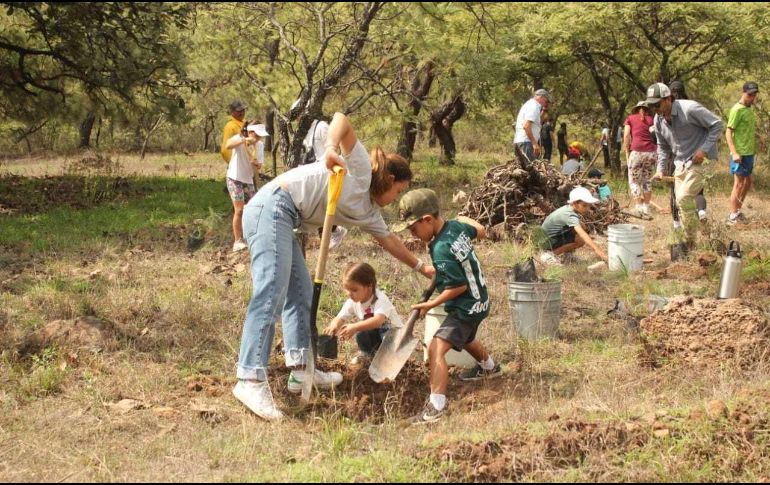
[246,124,269,137]
[568,186,599,204]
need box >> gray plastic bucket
[507,279,562,340]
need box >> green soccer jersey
[727,102,756,155]
[429,220,490,320]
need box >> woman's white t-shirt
[335,289,403,328]
[227,135,263,184]
[272,140,390,237]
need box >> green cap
[392,188,440,233]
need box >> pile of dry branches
[460,153,627,240]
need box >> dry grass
[1,152,770,481]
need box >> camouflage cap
[391,188,440,233]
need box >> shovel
[368,280,437,384]
[301,165,345,403]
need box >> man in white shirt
[513,89,552,162]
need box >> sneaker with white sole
[458,364,503,382]
[287,369,343,394]
[232,240,248,252]
[698,209,708,221]
[350,351,372,366]
[409,400,446,425]
[538,251,562,266]
[329,226,348,251]
[232,380,284,421]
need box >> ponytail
[370,148,412,198]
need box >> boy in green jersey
[393,188,501,425]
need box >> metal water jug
[717,241,742,299]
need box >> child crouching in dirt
[323,263,403,365]
[537,186,609,267]
[394,188,501,425]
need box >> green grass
[0,176,228,252]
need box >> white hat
[246,124,269,137]
[568,186,599,204]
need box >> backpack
[302,120,319,165]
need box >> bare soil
[639,297,770,368]
[0,174,149,214]
[434,418,650,482]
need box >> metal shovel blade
[368,325,419,384]
[368,281,436,384]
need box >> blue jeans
[356,326,390,355]
[515,142,535,161]
[236,185,312,381]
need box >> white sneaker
[329,226,348,251]
[350,351,372,366]
[232,240,248,252]
[287,369,343,394]
[538,251,562,266]
[641,204,651,216]
[232,380,284,421]
[698,209,707,221]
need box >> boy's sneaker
[287,369,343,394]
[538,251,562,267]
[232,380,284,421]
[329,226,348,251]
[698,209,708,221]
[458,364,503,382]
[736,211,749,222]
[232,240,248,252]
[409,400,446,426]
[726,215,739,226]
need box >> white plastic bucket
[508,279,561,340]
[607,224,645,272]
[422,305,478,368]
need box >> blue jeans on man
[516,142,535,162]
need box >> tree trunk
[140,115,165,160]
[78,111,96,148]
[430,95,466,166]
[95,117,102,148]
[397,61,435,161]
[203,113,215,151]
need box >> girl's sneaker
[287,369,343,394]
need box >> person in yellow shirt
[221,100,247,163]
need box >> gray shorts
[433,312,484,352]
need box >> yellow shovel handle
[326,165,345,216]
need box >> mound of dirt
[18,316,122,356]
[639,297,770,368]
[434,419,650,482]
[269,359,431,423]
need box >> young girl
[323,263,403,364]
[224,121,268,252]
[233,112,434,422]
